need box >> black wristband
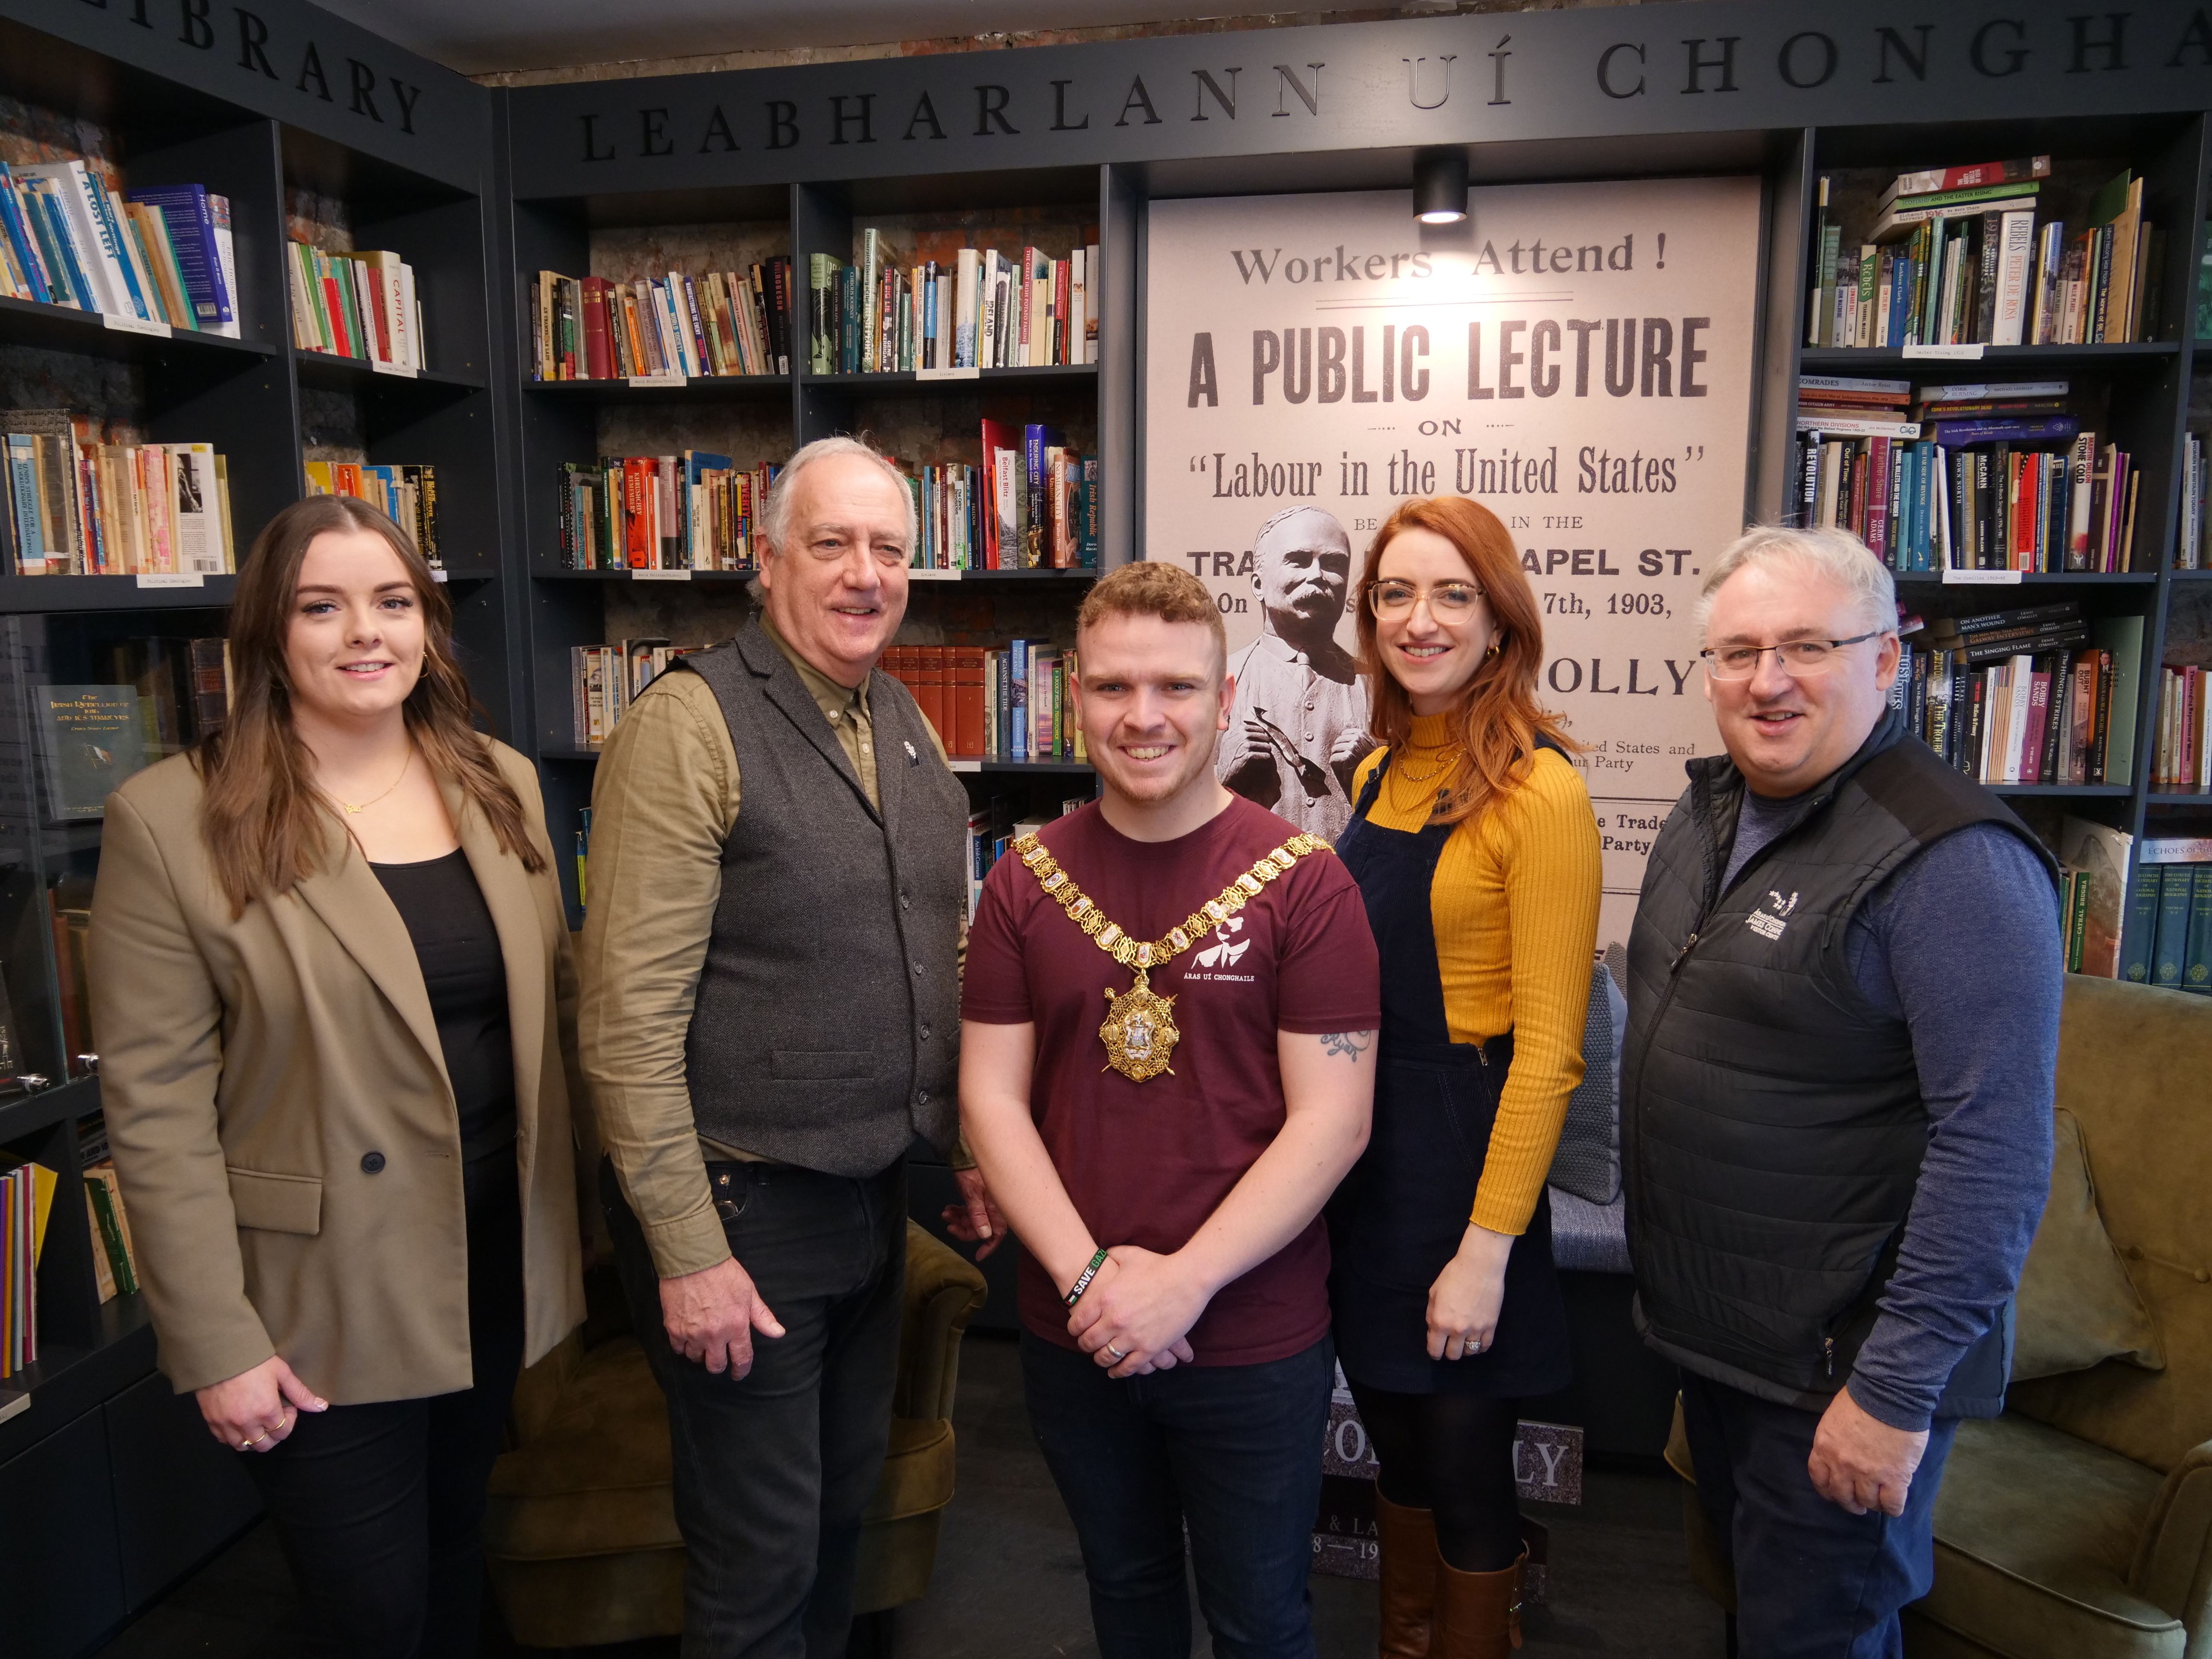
[1063,1247,1109,1307]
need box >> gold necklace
[325,748,413,815]
[1385,746,1462,816]
[1013,830,1333,1081]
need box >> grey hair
[1694,524,1898,640]
[763,434,917,556]
[1253,504,1349,556]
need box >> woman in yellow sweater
[1327,495,1601,1659]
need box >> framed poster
[1144,178,1763,948]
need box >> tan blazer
[87,742,586,1404]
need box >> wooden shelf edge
[0,295,278,361]
[0,575,237,611]
[0,1074,100,1143]
[1800,343,2180,367]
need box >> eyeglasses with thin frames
[1367,579,1487,620]
[1698,632,1885,681]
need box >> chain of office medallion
[1012,831,1333,972]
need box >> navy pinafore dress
[1325,748,1572,1396]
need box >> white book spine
[1085,242,1101,362]
[2004,654,2034,783]
[23,163,120,314]
[1991,210,2036,346]
[1068,249,1086,373]
[955,247,978,368]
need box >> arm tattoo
[1320,1030,1375,1063]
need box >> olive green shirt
[579,615,950,1278]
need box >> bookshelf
[0,6,503,1654]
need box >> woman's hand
[1426,1222,1515,1361]
[195,1355,329,1452]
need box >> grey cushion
[1545,958,1625,1205]
[1548,1185,1631,1275]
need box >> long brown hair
[1356,495,1579,826]
[198,494,545,914]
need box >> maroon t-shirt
[961,795,1381,1365]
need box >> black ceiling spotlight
[1413,146,1469,224]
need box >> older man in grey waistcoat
[580,436,983,1659]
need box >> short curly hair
[1077,561,1227,668]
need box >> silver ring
[1469,1339,1483,1354]
[1106,1345,1127,1361]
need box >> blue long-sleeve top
[1725,803,2061,1432]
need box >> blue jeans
[1021,1331,1333,1659]
[1679,1371,1961,1659]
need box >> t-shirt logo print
[1745,889,1800,941]
[1196,917,1251,967]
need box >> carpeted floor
[96,1332,1722,1658]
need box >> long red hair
[1356,495,1579,825]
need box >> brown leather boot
[1432,1548,1526,1658]
[1373,1491,1439,1659]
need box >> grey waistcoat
[1622,713,2056,1416]
[677,624,968,1176]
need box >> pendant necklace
[1012,830,1333,1081]
[326,748,413,815]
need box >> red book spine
[920,646,948,748]
[952,646,986,757]
[2020,666,2053,783]
[623,460,653,569]
[582,278,613,379]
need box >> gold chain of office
[1012,831,1333,1082]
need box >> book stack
[1,1158,55,1380]
[557,454,780,572]
[2126,840,2212,991]
[1793,378,2139,572]
[529,262,794,380]
[1894,602,2140,785]
[0,162,239,336]
[2153,665,2209,791]
[1810,157,2160,348]
[570,637,700,747]
[810,231,1099,373]
[287,242,425,370]
[97,637,231,760]
[976,419,1098,570]
[1,411,237,576]
[305,461,441,568]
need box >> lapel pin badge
[905,739,919,764]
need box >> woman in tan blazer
[88,494,585,1659]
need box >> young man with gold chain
[961,560,1381,1659]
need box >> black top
[371,848,517,1163]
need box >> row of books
[304,460,442,568]
[965,797,1089,919]
[0,161,238,335]
[2153,666,2211,792]
[1793,378,2139,573]
[529,262,795,381]
[880,640,1088,763]
[928,419,1098,570]
[0,1158,55,1380]
[286,241,425,370]
[810,233,1100,374]
[569,638,697,748]
[2128,856,2212,992]
[556,454,780,574]
[3,411,236,576]
[1894,603,2140,786]
[1811,158,2158,347]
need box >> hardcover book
[37,684,147,819]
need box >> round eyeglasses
[1698,632,1884,681]
[1367,579,1486,620]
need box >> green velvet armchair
[1667,975,2212,1659]
[481,1220,990,1649]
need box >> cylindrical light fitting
[1413,147,1469,224]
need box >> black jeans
[1021,1330,1334,1659]
[1679,1371,1961,1659]
[242,1145,526,1659]
[604,1156,906,1659]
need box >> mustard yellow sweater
[1350,716,1603,1235]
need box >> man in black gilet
[579,437,989,1658]
[1623,526,2061,1659]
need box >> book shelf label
[627,375,686,388]
[908,567,960,581]
[370,360,419,378]
[1942,568,2024,585]
[948,759,982,772]
[632,568,693,581]
[101,313,171,339]
[1903,343,1985,360]
[915,366,981,381]
[135,572,205,588]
